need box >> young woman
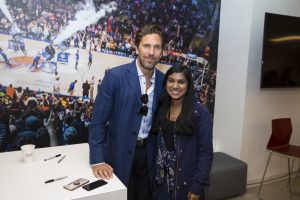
[152,65,213,200]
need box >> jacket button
[177,186,180,189]
[180,149,183,153]
[179,168,182,171]
[183,182,187,185]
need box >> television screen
[260,13,300,88]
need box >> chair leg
[289,157,296,189]
[288,156,292,193]
[257,151,273,198]
[292,161,300,188]
[291,157,295,177]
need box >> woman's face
[166,72,189,101]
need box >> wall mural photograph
[0,0,220,151]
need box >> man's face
[136,34,162,71]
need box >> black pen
[45,176,68,184]
[44,154,61,161]
[57,155,66,163]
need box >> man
[6,84,15,99]
[67,80,77,96]
[31,51,41,69]
[82,80,90,98]
[89,24,164,200]
[19,38,27,56]
[87,50,92,68]
[0,47,12,67]
[53,72,60,94]
[89,76,95,99]
[45,43,55,62]
[75,49,79,70]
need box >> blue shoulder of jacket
[155,67,164,75]
[108,61,134,74]
[194,101,210,117]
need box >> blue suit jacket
[89,60,164,186]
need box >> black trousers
[127,144,151,200]
[155,182,172,200]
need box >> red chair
[257,118,300,197]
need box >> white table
[0,143,127,200]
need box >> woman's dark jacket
[156,102,213,200]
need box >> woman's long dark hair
[152,64,196,135]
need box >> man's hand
[92,163,113,180]
[188,192,200,200]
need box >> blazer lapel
[152,69,164,114]
[126,60,141,103]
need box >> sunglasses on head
[139,94,148,116]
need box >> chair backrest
[267,118,292,150]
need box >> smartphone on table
[82,179,108,191]
[63,178,89,191]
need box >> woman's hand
[188,192,200,200]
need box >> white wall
[213,0,253,157]
[214,0,300,183]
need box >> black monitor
[260,12,300,88]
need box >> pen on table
[57,155,66,163]
[44,154,61,161]
[45,176,68,184]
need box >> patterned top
[155,120,177,192]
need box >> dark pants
[155,183,172,200]
[155,181,205,200]
[127,144,151,200]
[83,91,88,97]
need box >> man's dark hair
[135,24,164,48]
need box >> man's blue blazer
[89,60,164,186]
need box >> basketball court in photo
[0,34,170,97]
